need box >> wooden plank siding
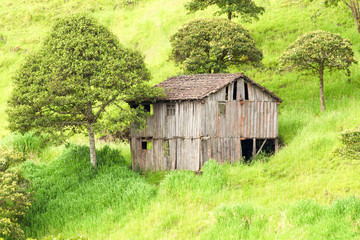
[131,79,280,171]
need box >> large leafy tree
[325,0,360,35]
[7,15,158,169]
[170,18,263,74]
[185,0,264,21]
[279,30,356,112]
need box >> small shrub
[0,169,31,240]
[337,128,360,160]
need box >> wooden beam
[275,138,279,153]
[256,139,267,156]
[252,138,256,158]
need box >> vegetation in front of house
[1,0,360,239]
[170,18,262,73]
[22,144,156,239]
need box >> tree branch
[93,97,118,122]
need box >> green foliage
[7,14,160,167]
[116,0,143,9]
[0,133,49,158]
[279,30,356,73]
[287,198,360,238]
[279,30,356,111]
[0,143,32,240]
[201,204,264,239]
[170,18,263,73]
[337,127,360,160]
[0,168,31,240]
[324,0,360,35]
[7,14,156,139]
[1,0,360,239]
[185,0,264,21]
[41,234,87,240]
[160,160,227,197]
[22,145,156,238]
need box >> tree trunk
[344,0,360,35]
[228,11,232,20]
[88,124,97,170]
[319,67,326,112]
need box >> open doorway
[241,139,253,162]
[241,138,276,162]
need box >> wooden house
[130,73,282,171]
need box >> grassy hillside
[1,0,360,239]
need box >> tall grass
[22,144,156,239]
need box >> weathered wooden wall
[131,78,280,171]
[131,101,203,171]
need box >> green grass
[1,0,360,239]
[22,144,156,239]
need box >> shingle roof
[155,73,282,102]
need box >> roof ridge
[154,73,282,102]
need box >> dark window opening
[164,140,170,157]
[141,140,147,150]
[129,103,139,109]
[143,104,150,112]
[225,86,229,100]
[218,102,226,115]
[141,138,153,150]
[241,139,276,163]
[167,104,176,116]
[244,82,249,100]
[233,81,237,100]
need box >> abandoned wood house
[130,73,282,171]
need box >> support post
[275,138,279,153]
[252,138,256,159]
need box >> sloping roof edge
[154,73,282,102]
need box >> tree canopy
[7,15,159,169]
[279,30,356,112]
[170,18,263,74]
[185,0,264,21]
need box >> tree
[7,15,158,169]
[170,18,263,74]
[279,30,356,112]
[185,0,264,21]
[325,0,360,35]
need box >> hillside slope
[1,0,360,239]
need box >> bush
[0,169,31,240]
[338,128,360,160]
[0,150,24,172]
